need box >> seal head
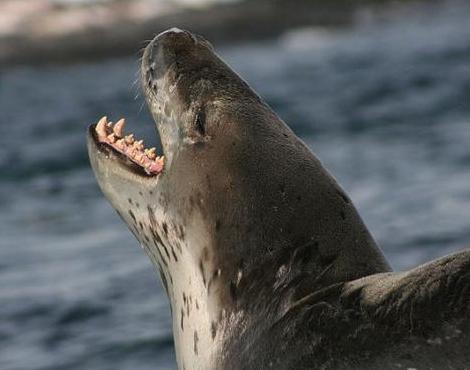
[87,28,392,370]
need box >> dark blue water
[1,1,470,369]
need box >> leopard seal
[87,28,470,370]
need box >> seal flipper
[249,251,470,370]
[341,250,470,328]
[336,250,470,369]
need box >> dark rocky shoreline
[1,0,415,66]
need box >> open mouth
[92,116,164,176]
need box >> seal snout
[155,27,194,41]
[142,28,196,95]
[147,27,196,60]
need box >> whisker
[138,99,146,115]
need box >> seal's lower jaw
[87,116,165,178]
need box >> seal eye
[194,109,206,136]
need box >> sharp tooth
[96,116,108,137]
[145,147,156,159]
[134,140,144,150]
[116,139,125,148]
[135,153,144,162]
[125,134,135,144]
[113,118,125,138]
[107,133,116,143]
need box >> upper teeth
[125,134,135,144]
[96,116,108,138]
[134,140,144,151]
[145,148,157,159]
[94,116,164,175]
[107,133,116,143]
[113,118,125,138]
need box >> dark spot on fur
[162,222,168,235]
[136,202,140,208]
[229,281,237,302]
[199,259,207,286]
[211,321,217,340]
[149,190,153,195]
[193,331,199,355]
[139,191,143,196]
[139,221,144,230]
[151,230,170,262]
[160,242,171,261]
[194,109,206,136]
[215,219,221,231]
[147,207,172,262]
[180,309,184,331]
[144,235,150,242]
[159,270,169,294]
[170,245,178,262]
[174,240,183,253]
[340,210,346,220]
[195,299,199,310]
[279,184,286,195]
[150,227,163,244]
[296,195,302,202]
[128,209,136,222]
[153,241,168,267]
[178,225,185,240]
[115,210,124,221]
[128,198,133,204]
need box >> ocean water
[1,1,470,369]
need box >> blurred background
[1,0,470,369]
